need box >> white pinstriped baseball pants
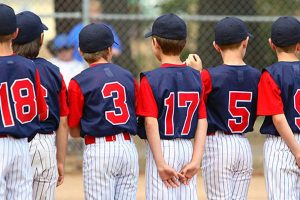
[83,133,139,200]
[29,134,58,200]
[264,134,300,200]
[0,137,32,200]
[145,139,197,200]
[201,132,253,200]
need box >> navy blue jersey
[138,65,205,140]
[71,63,137,137]
[203,65,261,134]
[259,62,300,135]
[0,55,43,138]
[33,58,64,134]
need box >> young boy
[12,11,69,199]
[257,16,300,200]
[68,23,139,199]
[0,4,47,199]
[137,13,208,200]
[199,17,261,200]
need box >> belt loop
[123,132,131,140]
[85,135,96,145]
[105,135,116,142]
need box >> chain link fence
[4,0,300,173]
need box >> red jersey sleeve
[68,79,84,128]
[137,76,158,118]
[257,71,284,116]
[198,79,207,119]
[58,74,69,116]
[201,69,213,103]
[134,79,139,113]
[35,69,48,121]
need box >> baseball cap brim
[144,31,152,38]
[42,23,48,31]
[248,32,254,38]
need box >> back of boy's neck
[89,58,109,66]
[222,54,245,66]
[276,52,299,62]
[160,55,183,65]
[0,42,13,56]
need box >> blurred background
[2,0,300,199]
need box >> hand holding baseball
[185,54,203,71]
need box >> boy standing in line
[257,16,300,200]
[199,17,261,200]
[137,13,208,200]
[68,23,139,200]
[0,4,47,199]
[13,11,69,199]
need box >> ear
[108,46,113,54]
[11,28,19,39]
[40,33,44,46]
[296,42,300,51]
[213,41,221,53]
[242,37,249,48]
[78,48,83,56]
[152,37,160,49]
[268,38,276,51]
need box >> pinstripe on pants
[0,137,32,200]
[202,131,253,200]
[83,133,139,200]
[145,139,197,200]
[29,134,58,200]
[264,134,300,200]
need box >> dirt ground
[56,174,267,200]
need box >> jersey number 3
[101,82,130,125]
[0,79,37,127]
[165,92,199,136]
[228,91,252,133]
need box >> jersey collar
[160,63,187,68]
[89,62,109,68]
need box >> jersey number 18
[0,79,37,127]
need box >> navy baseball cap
[14,11,48,44]
[0,4,17,35]
[79,23,116,53]
[271,16,300,47]
[145,13,187,40]
[215,17,253,45]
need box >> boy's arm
[68,79,84,138]
[180,87,208,184]
[56,116,68,186]
[138,77,183,187]
[272,114,300,166]
[56,76,69,186]
[145,117,182,188]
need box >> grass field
[56,173,267,200]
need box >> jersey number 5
[294,89,300,129]
[228,91,252,133]
[101,82,130,125]
[0,79,37,127]
[165,92,199,136]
